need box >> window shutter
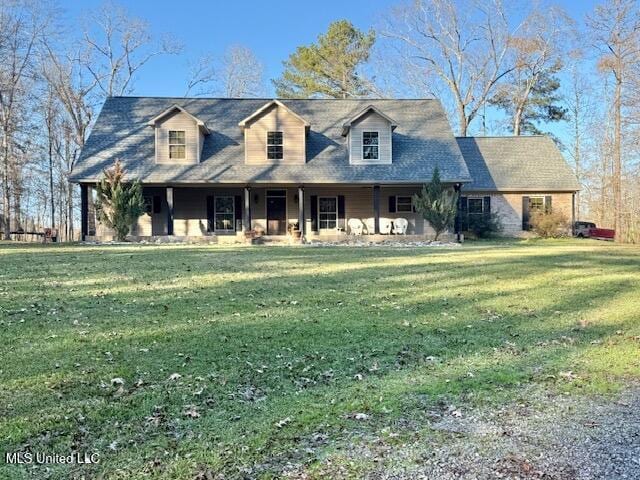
[545,195,552,213]
[234,195,242,231]
[206,196,214,232]
[337,196,346,230]
[459,196,468,231]
[310,195,318,232]
[522,196,530,230]
[483,196,491,220]
[388,196,396,213]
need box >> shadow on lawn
[1,243,638,478]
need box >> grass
[0,238,639,479]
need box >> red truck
[574,221,615,241]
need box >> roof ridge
[456,135,549,139]
[108,95,439,101]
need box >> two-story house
[70,97,579,241]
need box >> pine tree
[274,20,375,98]
[490,66,568,135]
[94,160,145,241]
[413,167,459,241]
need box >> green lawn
[1,239,639,479]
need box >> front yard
[1,239,639,479]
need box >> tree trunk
[2,133,11,240]
[613,74,622,240]
[48,136,55,230]
[513,104,525,136]
[458,108,468,137]
[573,121,581,222]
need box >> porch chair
[363,217,375,235]
[347,218,364,235]
[379,218,392,234]
[392,218,408,235]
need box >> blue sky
[61,0,601,98]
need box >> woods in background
[1,0,639,242]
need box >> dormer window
[169,130,186,159]
[363,131,379,160]
[267,131,283,160]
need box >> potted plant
[251,226,265,244]
[288,222,302,241]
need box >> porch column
[166,187,174,235]
[373,185,380,234]
[298,186,305,235]
[243,186,252,231]
[454,183,462,242]
[80,184,88,241]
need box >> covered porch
[80,183,448,241]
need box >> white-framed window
[267,131,283,160]
[362,131,379,160]
[396,196,413,213]
[318,197,338,230]
[169,130,186,159]
[468,197,484,217]
[529,196,544,212]
[215,196,235,231]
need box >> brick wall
[464,191,575,236]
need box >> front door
[266,190,287,235]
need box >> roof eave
[147,104,211,135]
[237,99,310,129]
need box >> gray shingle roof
[70,97,471,184]
[456,136,580,192]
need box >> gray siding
[349,111,393,164]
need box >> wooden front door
[267,191,287,235]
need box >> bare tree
[564,50,596,222]
[382,0,519,136]
[81,1,180,97]
[184,45,265,97]
[491,7,571,135]
[221,45,265,97]
[42,85,58,230]
[41,47,97,239]
[587,0,640,241]
[184,53,217,97]
[0,1,49,239]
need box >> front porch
[81,184,449,242]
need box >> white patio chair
[379,218,392,234]
[347,218,364,235]
[393,218,408,235]
[363,217,375,235]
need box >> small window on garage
[468,197,484,216]
[529,196,544,211]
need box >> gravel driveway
[326,386,640,479]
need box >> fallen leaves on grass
[275,417,291,428]
[183,405,200,418]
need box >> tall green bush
[413,167,459,241]
[94,160,145,241]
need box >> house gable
[240,100,308,164]
[346,108,394,165]
[148,105,209,165]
